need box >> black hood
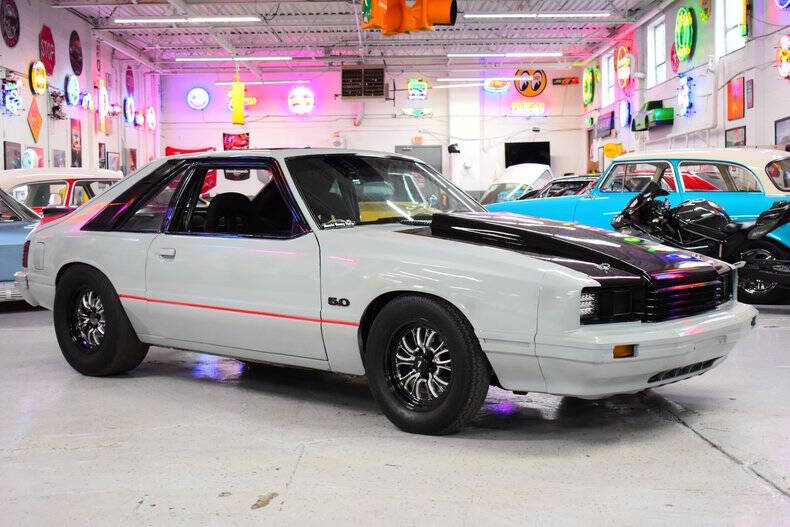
[417,212,730,287]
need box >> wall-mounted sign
[134,111,144,127]
[727,77,745,121]
[123,96,135,123]
[552,77,579,86]
[746,78,754,109]
[97,79,109,134]
[109,103,122,117]
[146,107,156,130]
[69,31,83,76]
[483,79,510,94]
[603,143,623,158]
[39,25,56,75]
[778,35,790,78]
[585,116,594,127]
[186,87,210,110]
[700,0,712,21]
[674,7,696,62]
[288,86,315,115]
[514,69,547,97]
[29,61,47,95]
[777,0,790,8]
[1,0,19,48]
[230,78,245,124]
[407,78,427,100]
[616,46,632,90]
[632,101,674,132]
[27,98,42,143]
[670,43,680,74]
[402,108,433,117]
[678,76,693,116]
[596,111,615,139]
[582,68,595,106]
[2,79,21,115]
[65,74,80,106]
[125,66,134,95]
[725,126,747,147]
[620,100,631,128]
[50,92,67,120]
[81,92,94,111]
[511,101,545,117]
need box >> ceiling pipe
[93,30,161,71]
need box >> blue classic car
[0,188,38,301]
[489,149,790,239]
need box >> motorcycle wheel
[737,239,789,305]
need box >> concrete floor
[1,303,788,526]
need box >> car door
[575,161,677,229]
[143,158,327,361]
[677,161,770,221]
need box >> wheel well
[55,262,101,285]
[356,291,499,387]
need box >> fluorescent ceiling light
[114,15,261,24]
[463,12,610,19]
[175,56,292,62]
[437,77,531,82]
[215,80,309,86]
[431,83,485,89]
[447,52,563,58]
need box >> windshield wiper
[322,219,356,230]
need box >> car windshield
[479,183,531,205]
[0,188,38,221]
[766,158,790,191]
[286,154,483,226]
[11,181,69,208]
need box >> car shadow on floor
[128,350,677,440]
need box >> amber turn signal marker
[613,344,635,359]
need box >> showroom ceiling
[55,0,659,75]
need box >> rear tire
[737,239,789,305]
[54,265,149,376]
[365,295,490,435]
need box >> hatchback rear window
[766,158,790,191]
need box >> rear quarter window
[766,158,790,191]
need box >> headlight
[580,290,599,321]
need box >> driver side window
[600,162,674,193]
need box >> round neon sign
[288,86,314,114]
[65,74,80,106]
[615,46,632,90]
[123,96,135,123]
[186,87,210,110]
[674,7,696,62]
[146,106,156,130]
[29,61,47,95]
[778,35,790,78]
[582,67,595,106]
[776,0,790,8]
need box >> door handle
[158,248,176,259]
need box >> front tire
[737,240,789,305]
[365,295,490,435]
[54,265,149,376]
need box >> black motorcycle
[612,182,790,304]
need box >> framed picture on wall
[53,149,66,168]
[775,117,790,147]
[98,142,106,169]
[745,79,754,110]
[3,141,21,169]
[725,126,747,147]
[70,118,82,167]
[106,151,120,172]
[727,77,745,121]
[127,148,137,175]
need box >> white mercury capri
[15,149,758,434]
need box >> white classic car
[15,150,757,434]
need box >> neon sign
[134,111,145,127]
[777,0,790,7]
[511,101,545,117]
[620,100,631,128]
[288,86,315,115]
[186,87,210,110]
[97,79,109,133]
[65,74,80,106]
[678,76,693,116]
[616,46,632,90]
[582,68,595,105]
[778,34,790,78]
[29,61,47,95]
[2,80,22,115]
[123,96,135,123]
[407,78,427,100]
[81,93,94,111]
[402,108,433,117]
[483,79,509,94]
[674,7,696,62]
[146,107,156,130]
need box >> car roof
[161,148,424,164]
[0,168,123,191]
[615,148,789,167]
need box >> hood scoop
[430,213,724,284]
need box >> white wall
[0,2,158,172]
[160,69,587,190]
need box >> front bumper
[13,271,38,306]
[532,301,757,398]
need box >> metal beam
[93,30,162,71]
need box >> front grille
[644,275,731,323]
[648,358,721,384]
